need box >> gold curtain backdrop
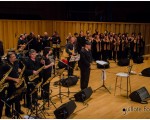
[0,20,150,54]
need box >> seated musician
[41,47,54,102]
[24,49,44,108]
[65,36,77,76]
[2,52,24,118]
[0,57,6,118]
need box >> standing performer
[65,37,77,76]
[76,30,86,53]
[36,35,43,53]
[42,32,50,49]
[51,31,61,59]
[3,52,24,118]
[78,41,92,90]
[24,49,43,108]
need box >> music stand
[51,68,68,103]
[94,60,111,94]
[6,87,26,119]
[42,75,57,108]
[27,82,46,119]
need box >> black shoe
[5,112,12,118]
[18,110,24,114]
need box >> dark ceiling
[0,1,149,22]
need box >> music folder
[69,54,80,62]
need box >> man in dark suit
[78,41,92,90]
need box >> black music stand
[51,68,68,103]
[6,87,26,119]
[94,60,111,94]
[42,75,57,109]
[27,82,46,119]
[1,99,22,119]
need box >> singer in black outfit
[78,41,92,90]
[2,52,24,118]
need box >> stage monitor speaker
[133,57,144,64]
[54,100,77,119]
[74,87,93,102]
[129,87,150,103]
[118,58,130,66]
[141,67,150,77]
[61,75,78,87]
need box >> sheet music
[69,54,80,62]
[96,60,108,65]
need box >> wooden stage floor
[2,59,150,119]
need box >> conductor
[78,41,92,90]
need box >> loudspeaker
[118,58,130,66]
[74,87,93,102]
[141,68,150,77]
[133,57,144,64]
[54,100,76,119]
[61,75,78,87]
[129,87,150,103]
[97,61,110,69]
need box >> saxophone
[15,61,26,88]
[0,64,12,92]
[28,65,45,81]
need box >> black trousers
[79,67,90,90]
[67,57,76,76]
[41,74,51,100]
[26,83,38,108]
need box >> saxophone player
[2,52,24,118]
[24,49,44,108]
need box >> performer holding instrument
[2,52,24,118]
[64,36,77,76]
[24,49,44,108]
[0,59,12,118]
[41,47,54,101]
